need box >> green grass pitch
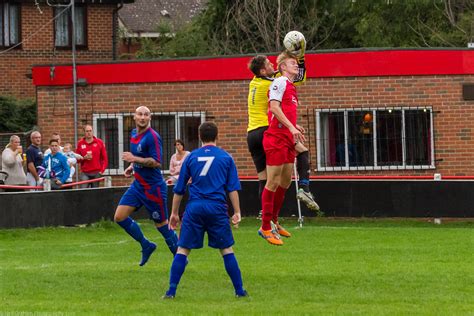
[1,218,473,315]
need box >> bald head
[134,106,152,131]
[83,124,94,141]
[135,106,151,115]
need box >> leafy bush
[0,96,36,133]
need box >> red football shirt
[266,76,298,139]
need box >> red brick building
[0,0,133,99]
[32,49,474,185]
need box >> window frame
[93,111,206,175]
[316,107,435,171]
[0,1,21,48]
[53,4,87,49]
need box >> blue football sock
[117,217,151,249]
[167,253,188,296]
[298,178,309,187]
[157,225,178,255]
[223,253,245,296]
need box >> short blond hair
[277,51,298,73]
[276,51,298,73]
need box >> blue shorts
[119,181,168,223]
[178,201,234,250]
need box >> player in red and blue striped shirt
[114,106,178,266]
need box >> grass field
[1,218,473,315]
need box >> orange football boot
[275,223,291,238]
[258,228,283,246]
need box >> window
[0,2,20,47]
[316,108,434,171]
[54,5,86,48]
[93,111,205,175]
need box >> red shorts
[263,132,296,166]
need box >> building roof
[119,0,206,35]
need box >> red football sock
[261,187,275,231]
[272,186,287,223]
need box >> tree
[320,0,473,48]
[417,0,474,47]
[136,0,337,57]
[192,0,337,53]
[135,0,474,58]
[0,96,36,133]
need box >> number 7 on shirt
[197,157,215,176]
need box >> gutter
[112,0,124,60]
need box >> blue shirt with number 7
[173,145,241,204]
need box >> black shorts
[247,126,268,173]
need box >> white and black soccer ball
[283,31,305,52]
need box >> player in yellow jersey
[246,46,319,234]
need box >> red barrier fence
[0,177,107,191]
[239,175,474,180]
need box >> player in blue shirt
[163,122,248,299]
[114,106,178,266]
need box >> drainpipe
[112,0,124,60]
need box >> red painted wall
[33,49,474,86]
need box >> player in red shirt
[259,52,305,246]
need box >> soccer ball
[283,31,305,52]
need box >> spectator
[75,125,108,188]
[63,143,82,184]
[44,132,63,156]
[167,139,190,185]
[25,131,44,189]
[40,139,70,190]
[1,135,26,187]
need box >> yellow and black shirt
[247,58,306,132]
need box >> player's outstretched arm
[122,151,161,168]
[169,194,183,230]
[228,191,241,225]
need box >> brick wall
[35,73,474,185]
[0,4,117,99]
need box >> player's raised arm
[283,31,306,84]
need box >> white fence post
[43,179,51,191]
[105,176,112,187]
